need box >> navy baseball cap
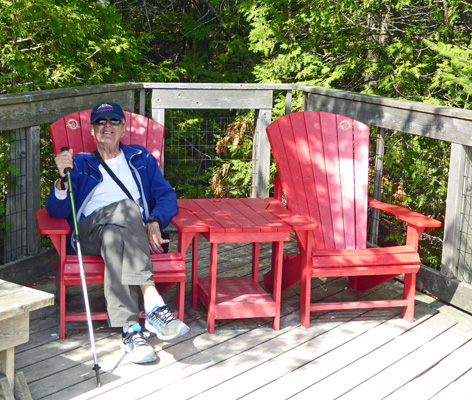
[90,103,125,124]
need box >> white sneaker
[145,305,190,341]
[121,325,157,364]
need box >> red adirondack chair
[264,111,442,327]
[36,110,186,339]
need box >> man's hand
[55,148,74,190]
[146,221,169,253]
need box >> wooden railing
[2,82,472,312]
[0,83,140,263]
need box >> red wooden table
[172,198,317,333]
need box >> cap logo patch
[97,104,114,113]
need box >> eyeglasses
[95,118,122,126]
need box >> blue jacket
[46,143,178,254]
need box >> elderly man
[46,103,189,364]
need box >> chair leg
[177,280,185,321]
[300,262,312,328]
[59,283,66,340]
[207,243,218,334]
[402,273,416,322]
[271,241,284,331]
[252,242,260,283]
[192,235,199,310]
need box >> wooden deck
[15,234,472,400]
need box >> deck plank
[334,319,472,399]
[290,305,462,399]
[140,302,402,398]
[385,335,472,399]
[237,301,436,400]
[13,236,472,400]
[179,312,402,400]
[430,368,472,399]
[34,277,355,399]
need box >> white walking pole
[62,147,101,387]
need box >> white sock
[144,296,166,314]
[123,323,141,334]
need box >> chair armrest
[35,208,70,235]
[368,197,442,228]
[265,198,318,231]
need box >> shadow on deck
[14,234,472,400]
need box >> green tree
[238,0,472,101]
[115,0,255,83]
[0,0,149,93]
[426,40,472,108]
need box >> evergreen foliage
[0,0,148,92]
[1,0,472,268]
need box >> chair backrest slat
[353,119,370,248]
[293,111,331,249]
[335,113,358,248]
[267,111,370,250]
[49,110,165,167]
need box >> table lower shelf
[197,277,278,320]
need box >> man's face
[91,117,125,147]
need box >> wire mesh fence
[163,109,255,199]
[3,130,27,264]
[367,128,448,271]
[457,146,472,284]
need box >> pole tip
[93,364,101,387]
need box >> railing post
[302,91,308,111]
[369,127,386,244]
[285,90,293,115]
[26,126,41,255]
[150,90,166,173]
[251,109,272,199]
[139,89,146,116]
[5,129,24,262]
[441,143,467,279]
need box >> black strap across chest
[93,150,133,201]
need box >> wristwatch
[59,176,67,190]
[147,216,162,229]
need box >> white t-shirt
[55,150,143,217]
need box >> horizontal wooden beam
[0,84,138,131]
[142,82,298,91]
[151,88,273,109]
[303,86,472,146]
[3,82,472,146]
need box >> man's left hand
[146,221,169,253]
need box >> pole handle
[61,146,72,175]
[60,146,78,236]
